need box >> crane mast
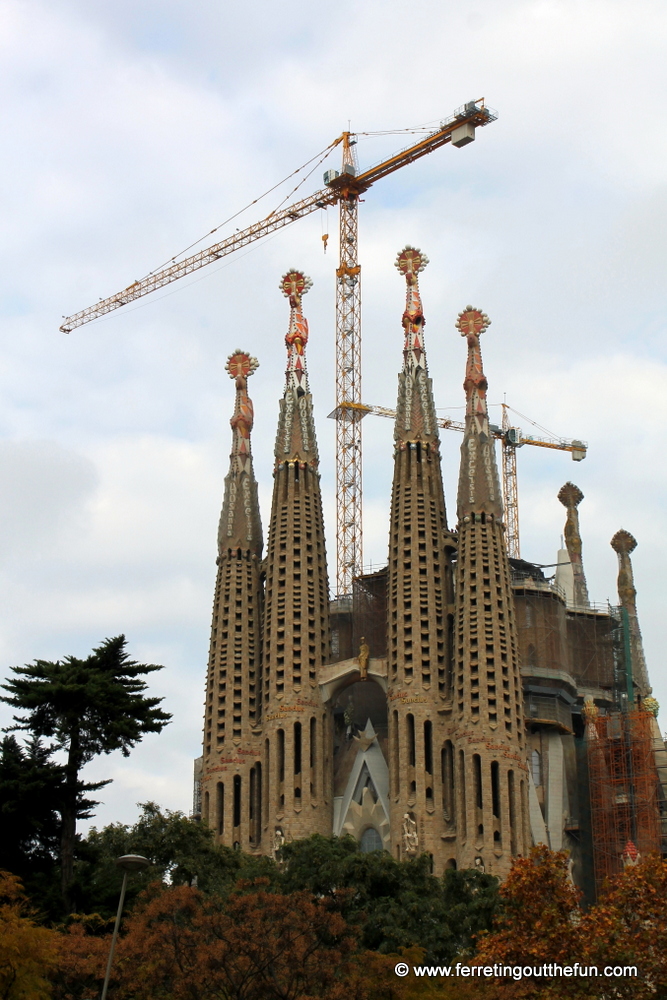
[338,400,587,561]
[335,134,363,597]
[502,402,521,558]
[59,99,498,594]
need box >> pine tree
[1,635,171,911]
[0,734,62,879]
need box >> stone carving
[582,696,599,738]
[358,636,370,681]
[643,696,660,718]
[622,840,640,868]
[273,827,285,859]
[402,812,419,855]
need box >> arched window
[360,827,383,853]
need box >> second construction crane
[60,99,498,597]
[340,400,587,559]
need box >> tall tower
[201,350,265,850]
[262,271,332,849]
[386,247,455,868]
[558,482,590,607]
[452,307,528,876]
[610,530,651,699]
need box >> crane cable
[142,138,341,280]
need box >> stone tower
[610,529,651,699]
[451,306,529,875]
[386,247,456,867]
[558,482,590,607]
[200,350,265,849]
[262,270,332,851]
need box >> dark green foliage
[279,834,501,964]
[73,802,279,917]
[1,636,171,909]
[0,734,63,889]
[440,866,503,954]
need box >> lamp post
[100,854,150,1000]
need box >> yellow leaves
[0,871,57,1000]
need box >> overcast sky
[1,0,666,831]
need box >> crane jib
[59,101,497,333]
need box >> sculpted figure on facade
[273,827,286,859]
[358,637,370,681]
[402,812,419,855]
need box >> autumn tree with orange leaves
[0,870,56,1000]
[45,847,667,1000]
[52,880,358,1000]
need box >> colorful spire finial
[281,270,312,374]
[280,269,312,306]
[395,246,429,378]
[276,270,319,467]
[225,350,259,473]
[457,305,491,417]
[455,306,491,338]
[395,245,429,282]
[226,350,259,382]
[218,349,262,554]
[456,305,502,518]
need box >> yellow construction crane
[60,99,497,596]
[337,400,586,559]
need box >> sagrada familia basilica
[195,248,666,896]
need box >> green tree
[0,734,62,882]
[1,636,171,911]
[280,834,500,963]
[74,802,278,916]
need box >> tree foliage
[0,736,62,882]
[280,835,500,964]
[53,883,357,1000]
[1,636,171,910]
[73,802,276,917]
[579,853,667,1000]
[0,871,57,1000]
[472,846,667,999]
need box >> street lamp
[100,855,150,1000]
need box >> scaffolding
[586,708,661,895]
[352,567,388,660]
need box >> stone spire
[452,307,528,877]
[262,270,331,845]
[274,269,318,468]
[610,530,651,697]
[386,246,455,869]
[201,351,265,850]
[218,351,262,555]
[456,306,503,521]
[557,482,589,607]
[392,245,439,447]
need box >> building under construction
[194,251,666,897]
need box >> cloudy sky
[1,0,666,831]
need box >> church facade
[196,250,665,888]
